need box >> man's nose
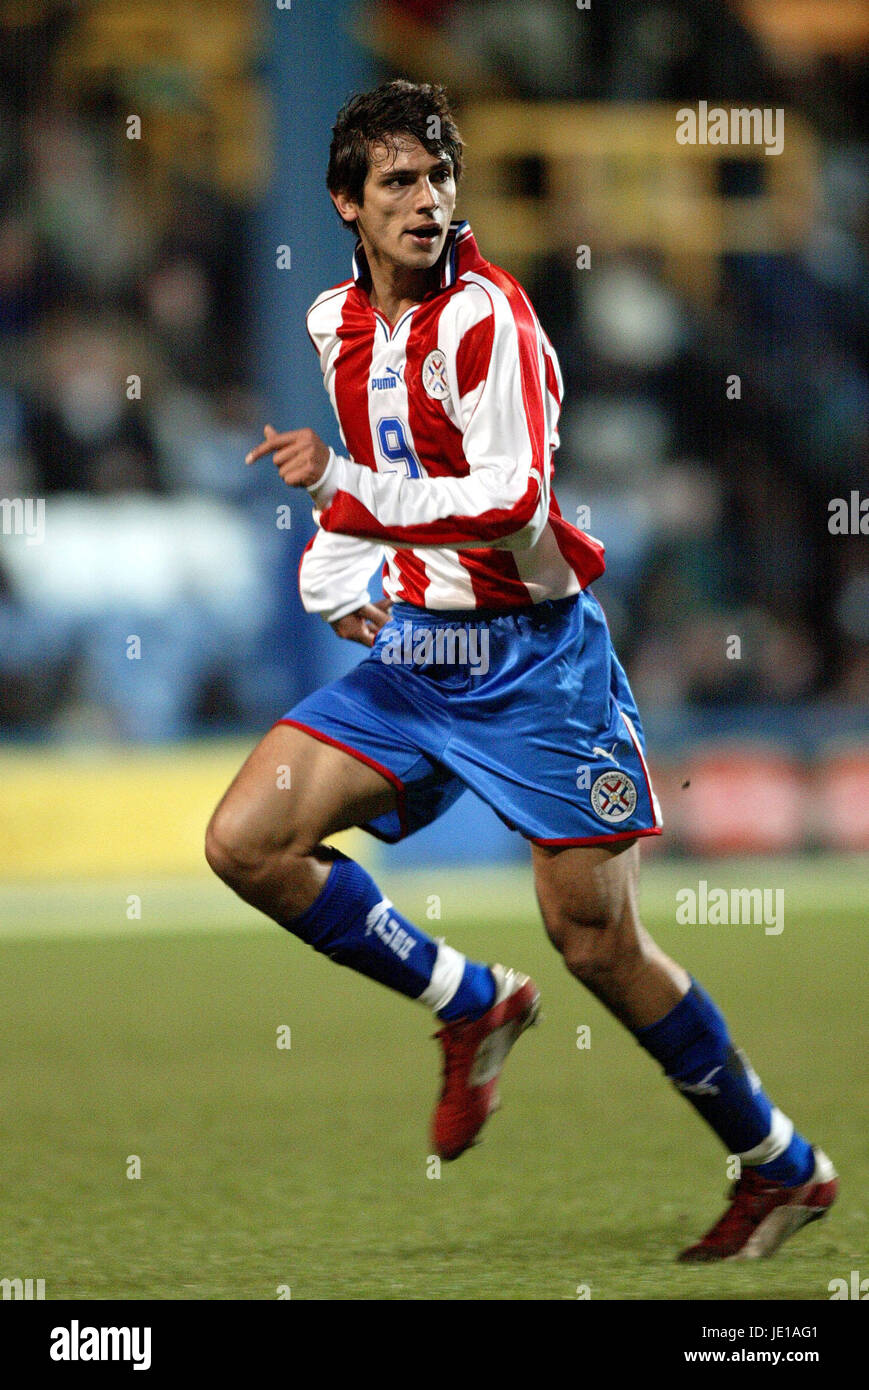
[416,178,438,207]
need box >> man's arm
[247,291,554,550]
[298,525,388,644]
[299,526,385,624]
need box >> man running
[206,80,836,1261]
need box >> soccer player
[206,80,837,1261]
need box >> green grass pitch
[0,856,865,1300]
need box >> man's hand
[245,424,331,488]
[331,598,392,647]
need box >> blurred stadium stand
[0,0,866,871]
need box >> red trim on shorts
[273,718,408,839]
[528,827,663,848]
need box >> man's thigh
[208,721,398,857]
[531,838,643,949]
[531,839,690,1024]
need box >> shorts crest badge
[590,770,638,823]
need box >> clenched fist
[331,598,393,647]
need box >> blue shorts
[280,591,662,847]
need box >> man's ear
[330,190,361,227]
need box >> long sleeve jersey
[299,221,605,621]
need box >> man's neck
[364,242,441,327]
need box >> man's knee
[543,898,644,988]
[205,805,260,886]
[204,800,303,888]
[561,931,643,989]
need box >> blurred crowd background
[0,0,866,859]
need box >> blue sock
[286,853,495,1020]
[635,981,815,1186]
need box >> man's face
[333,134,457,274]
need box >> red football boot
[431,964,540,1161]
[678,1148,838,1262]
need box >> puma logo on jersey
[370,365,404,391]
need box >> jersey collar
[351,220,482,297]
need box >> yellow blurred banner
[0,742,366,881]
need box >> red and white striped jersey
[299,222,605,620]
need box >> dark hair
[327,79,463,231]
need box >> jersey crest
[421,349,449,400]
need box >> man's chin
[399,237,447,270]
